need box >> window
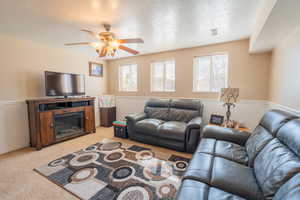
[193,54,228,92]
[119,64,138,92]
[151,60,175,92]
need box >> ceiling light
[91,42,103,48]
[110,40,120,48]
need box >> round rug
[98,142,122,151]
[70,167,98,183]
[173,160,188,171]
[111,166,135,182]
[69,152,99,167]
[135,150,154,161]
[104,151,125,162]
[157,183,177,198]
[117,186,150,200]
[84,145,97,152]
[143,160,172,181]
[48,158,66,167]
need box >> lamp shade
[220,88,239,103]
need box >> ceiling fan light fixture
[67,24,143,57]
[91,42,102,48]
[110,40,120,48]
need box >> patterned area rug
[35,139,190,200]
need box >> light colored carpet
[0,127,191,200]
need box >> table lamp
[219,87,239,128]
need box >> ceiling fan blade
[80,29,100,39]
[119,45,139,55]
[118,38,144,44]
[65,42,93,46]
[99,47,107,57]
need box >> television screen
[45,71,85,97]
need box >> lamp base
[224,119,235,128]
[223,102,236,128]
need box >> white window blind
[151,60,175,92]
[118,64,138,92]
[193,54,228,92]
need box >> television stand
[26,97,96,150]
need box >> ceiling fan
[65,24,144,57]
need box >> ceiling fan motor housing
[65,24,143,57]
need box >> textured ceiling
[0,0,261,59]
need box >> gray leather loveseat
[177,109,300,200]
[125,98,204,153]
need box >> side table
[208,123,251,132]
[113,121,128,138]
[100,106,116,127]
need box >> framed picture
[209,114,224,125]
[89,62,103,77]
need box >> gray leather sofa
[176,109,300,200]
[125,98,203,153]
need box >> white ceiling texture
[0,0,267,58]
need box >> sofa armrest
[125,112,147,123]
[202,125,251,146]
[185,117,203,153]
[187,116,203,130]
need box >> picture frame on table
[209,114,224,125]
[89,62,103,77]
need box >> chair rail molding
[268,101,300,115]
[2,96,299,155]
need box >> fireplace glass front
[54,111,84,139]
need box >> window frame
[193,52,229,93]
[150,59,176,92]
[118,63,138,92]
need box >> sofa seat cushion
[157,121,187,142]
[183,153,213,184]
[135,118,164,136]
[177,179,246,200]
[211,157,264,200]
[183,154,263,200]
[196,138,248,165]
[215,140,248,165]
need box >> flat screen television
[45,71,85,97]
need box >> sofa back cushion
[277,119,300,157]
[245,109,296,167]
[144,99,170,121]
[245,125,273,167]
[168,99,202,122]
[254,138,300,199]
[259,109,295,136]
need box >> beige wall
[0,34,108,154]
[107,39,271,100]
[0,34,107,101]
[269,26,300,110]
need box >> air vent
[211,28,218,36]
